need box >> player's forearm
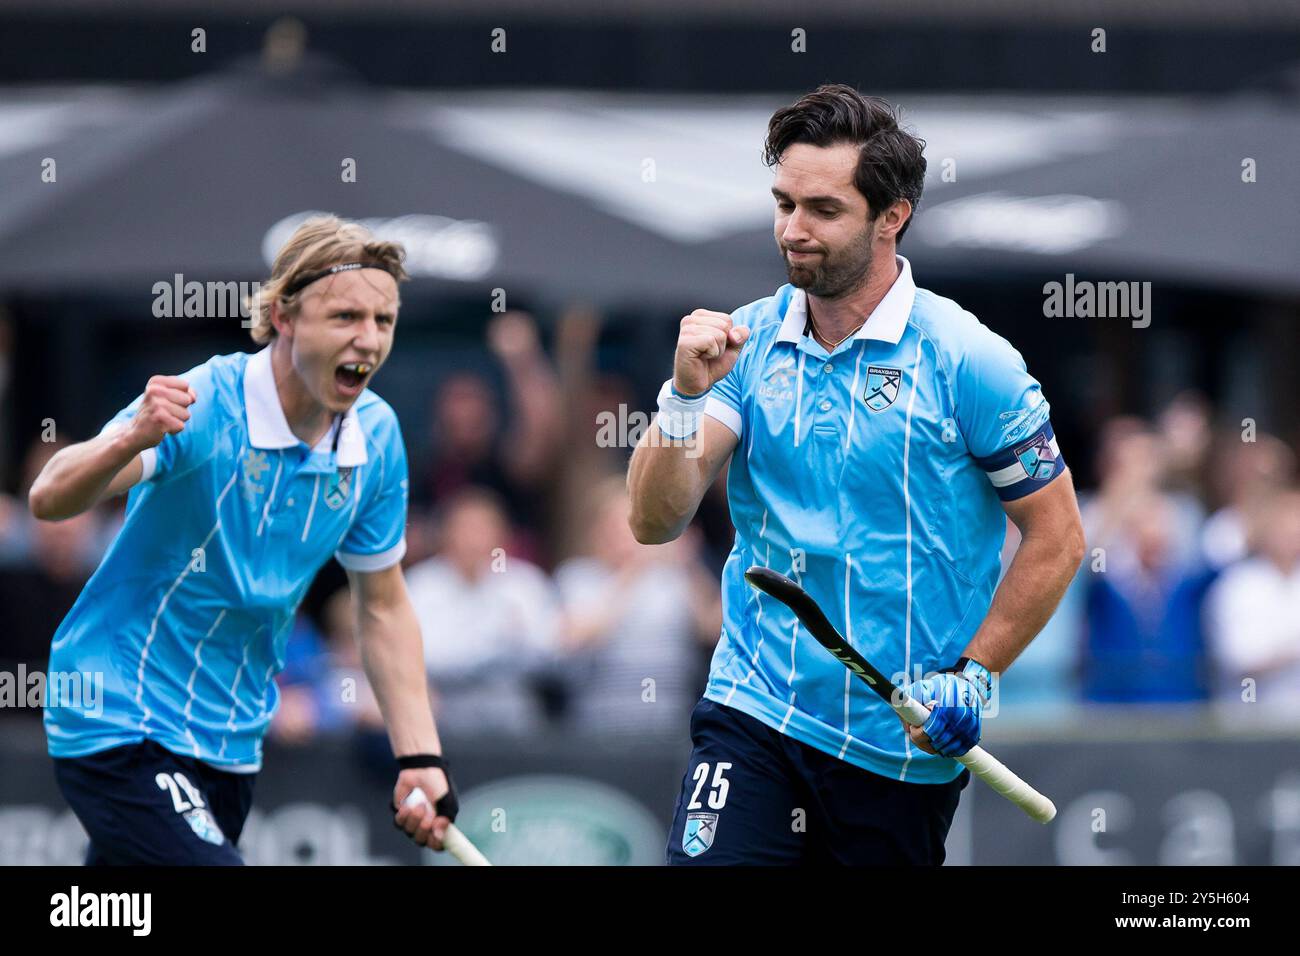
[962,525,1085,674]
[356,595,443,757]
[28,430,142,521]
[626,422,710,543]
[629,309,747,543]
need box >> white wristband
[656,379,708,440]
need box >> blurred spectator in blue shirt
[1081,417,1204,570]
[1081,492,1214,703]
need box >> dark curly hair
[763,84,927,242]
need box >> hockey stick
[744,566,1056,824]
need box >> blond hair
[246,214,409,344]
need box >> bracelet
[656,379,709,440]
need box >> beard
[780,220,874,299]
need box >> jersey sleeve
[955,325,1066,502]
[97,359,220,483]
[335,417,409,572]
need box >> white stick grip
[894,694,1056,824]
[403,787,493,865]
[952,745,1057,824]
[441,824,492,867]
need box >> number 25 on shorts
[687,762,732,811]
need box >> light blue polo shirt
[45,346,409,771]
[699,255,1065,783]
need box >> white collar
[243,346,369,467]
[777,254,916,347]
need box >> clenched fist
[673,310,751,397]
[124,375,197,451]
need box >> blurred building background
[1,0,1299,865]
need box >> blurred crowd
[1002,393,1300,718]
[1,310,1298,740]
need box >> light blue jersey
[700,255,1065,783]
[45,346,409,771]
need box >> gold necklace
[807,314,864,351]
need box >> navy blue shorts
[53,739,256,866]
[667,699,969,865]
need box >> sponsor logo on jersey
[758,355,797,404]
[998,398,1050,444]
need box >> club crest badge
[1014,432,1057,481]
[862,365,901,411]
[682,812,719,857]
[324,466,354,510]
[183,807,226,846]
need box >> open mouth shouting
[334,360,374,399]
